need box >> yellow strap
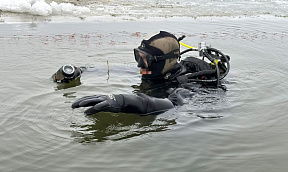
[180,42,220,66]
[179,42,196,49]
[211,60,220,65]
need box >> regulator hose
[177,37,230,86]
[206,47,230,80]
[178,48,230,86]
[180,48,198,55]
[187,70,216,79]
[203,50,220,86]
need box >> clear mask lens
[134,48,151,68]
[62,64,75,76]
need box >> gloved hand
[72,93,174,115]
[167,88,195,106]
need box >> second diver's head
[134,31,180,79]
[52,64,82,83]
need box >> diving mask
[62,64,75,77]
[52,64,81,83]
[134,48,179,69]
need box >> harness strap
[176,70,217,84]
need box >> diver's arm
[72,93,174,115]
[72,87,194,115]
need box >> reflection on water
[70,112,176,143]
[132,79,179,98]
[54,77,82,90]
[187,86,228,119]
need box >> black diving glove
[72,93,174,115]
[167,88,196,106]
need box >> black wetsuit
[72,56,218,115]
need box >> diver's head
[52,64,82,83]
[134,31,180,79]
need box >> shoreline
[1,12,288,24]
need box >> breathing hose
[206,47,230,80]
[180,48,198,55]
[178,38,230,86]
[203,50,220,86]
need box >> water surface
[0,17,288,172]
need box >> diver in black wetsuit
[55,31,230,115]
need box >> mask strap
[151,49,180,62]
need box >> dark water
[1,17,288,172]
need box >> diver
[54,31,230,115]
[52,64,83,83]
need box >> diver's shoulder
[180,56,207,63]
[180,56,212,71]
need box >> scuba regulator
[177,35,230,87]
